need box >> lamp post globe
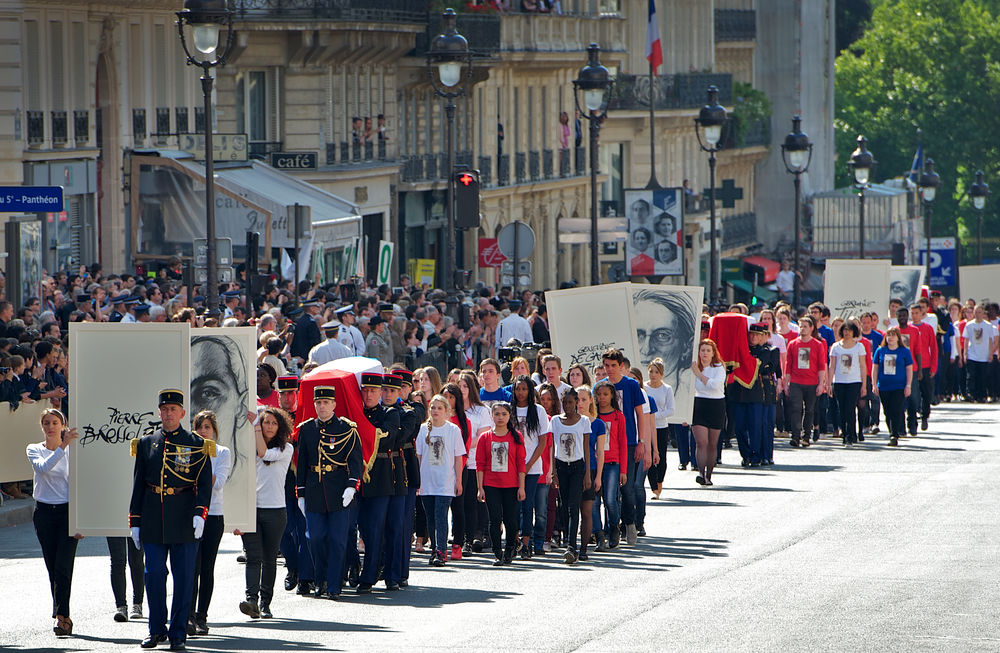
[971,170,991,265]
[919,158,941,279]
[694,86,727,302]
[848,135,875,258]
[781,115,812,309]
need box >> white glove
[342,487,356,507]
[297,497,306,516]
[130,526,141,550]
[193,515,205,539]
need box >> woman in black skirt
[691,339,727,486]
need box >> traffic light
[454,169,480,229]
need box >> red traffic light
[458,173,475,186]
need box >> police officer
[120,296,140,323]
[276,376,314,596]
[108,292,129,323]
[222,291,241,319]
[291,300,323,364]
[393,368,423,587]
[380,373,408,591]
[308,320,353,366]
[296,386,362,600]
[336,305,365,355]
[129,389,213,652]
[356,372,399,594]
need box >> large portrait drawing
[889,266,924,306]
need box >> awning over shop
[742,255,780,284]
[729,278,777,304]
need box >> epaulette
[342,418,357,428]
[296,418,316,430]
[203,439,217,457]
[130,438,139,457]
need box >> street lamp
[177,0,235,317]
[848,135,875,259]
[780,115,813,308]
[572,43,612,286]
[970,170,990,265]
[918,158,941,279]
[427,9,472,293]
[694,85,727,302]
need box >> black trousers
[191,514,224,619]
[917,369,934,419]
[107,536,145,608]
[34,502,78,618]
[451,468,479,546]
[788,383,818,440]
[967,360,989,401]
[647,427,670,489]
[879,388,906,437]
[555,459,585,551]
[833,382,862,442]
[241,508,286,604]
[484,486,519,558]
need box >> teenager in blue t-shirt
[860,313,885,435]
[872,327,913,447]
[478,358,513,405]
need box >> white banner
[69,323,191,537]
[0,402,49,483]
[959,264,1000,303]
[824,259,891,320]
[889,265,925,307]
[547,283,640,373]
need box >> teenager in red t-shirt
[475,403,526,565]
[594,381,627,551]
[783,316,828,447]
[895,307,923,436]
[910,303,938,431]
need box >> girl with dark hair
[459,372,493,552]
[475,402,526,565]
[441,383,471,560]
[691,339,726,486]
[566,363,592,389]
[511,375,550,559]
[575,386,604,561]
[550,388,591,563]
[535,382,559,554]
[237,407,292,620]
[593,381,626,551]
[828,320,868,446]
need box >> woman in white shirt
[549,388,592,564]
[459,372,493,552]
[416,395,466,567]
[691,339,727,486]
[643,358,675,500]
[26,408,82,637]
[237,407,292,620]
[828,321,868,446]
[510,376,551,559]
[189,410,232,636]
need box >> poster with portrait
[546,283,639,374]
[625,188,683,277]
[69,323,191,536]
[958,264,1000,303]
[889,266,925,306]
[630,284,704,424]
[19,220,42,305]
[823,259,891,320]
[0,402,49,483]
[190,327,257,533]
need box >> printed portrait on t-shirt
[902,334,911,348]
[840,353,853,371]
[427,435,445,466]
[491,441,508,472]
[797,347,810,369]
[560,432,575,460]
[884,353,897,376]
[974,326,984,343]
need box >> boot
[239,595,260,619]
[595,531,608,552]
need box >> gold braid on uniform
[155,439,213,502]
[363,428,387,484]
[314,422,360,483]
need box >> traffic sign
[377,240,394,286]
[478,238,506,268]
[193,238,233,268]
[0,186,64,213]
[920,236,956,289]
[195,267,234,285]
[497,221,535,259]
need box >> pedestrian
[575,385,604,561]
[872,327,913,447]
[394,369,425,585]
[380,373,409,590]
[479,357,512,405]
[441,382,472,560]
[784,317,828,448]
[691,339,726,486]
[238,406,292,620]
[188,410,231,636]
[896,307,924,436]
[130,389,213,652]
[962,305,996,403]
[459,371,493,552]
[275,375,314,596]
[27,408,82,638]
[416,394,467,566]
[510,375,551,559]
[644,358,675,499]
[593,380,626,550]
[475,402,527,566]
[550,388,591,564]
[566,363,592,389]
[828,321,868,446]
[535,382,559,554]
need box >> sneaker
[451,544,462,561]
[430,551,446,567]
[888,436,898,447]
[626,524,638,545]
[130,604,143,620]
[563,548,577,564]
[637,527,646,537]
[921,417,928,431]
[471,539,484,553]
[415,539,425,553]
[114,606,128,623]
[542,541,552,553]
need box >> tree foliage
[835,0,1000,257]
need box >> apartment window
[235,70,278,147]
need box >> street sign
[500,260,531,275]
[193,238,233,268]
[178,133,248,162]
[920,236,957,289]
[271,152,318,170]
[496,221,535,259]
[478,238,506,268]
[195,267,234,285]
[376,240,394,285]
[0,186,64,213]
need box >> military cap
[313,385,336,400]
[158,388,185,407]
[394,369,414,385]
[382,374,402,389]
[360,372,383,388]
[276,375,299,392]
[335,305,355,316]
[321,319,342,331]
[749,323,769,334]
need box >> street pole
[590,115,600,286]
[201,63,219,315]
[978,209,984,265]
[513,219,520,297]
[708,150,717,303]
[793,172,801,308]
[645,60,662,190]
[445,101,456,292]
[925,201,932,281]
[858,188,866,260]
[294,202,301,286]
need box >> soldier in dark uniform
[276,375,315,596]
[129,389,213,652]
[108,292,129,322]
[752,324,782,466]
[728,325,766,468]
[393,368,423,587]
[296,386,362,600]
[356,372,399,594]
[290,299,323,364]
[380,373,408,591]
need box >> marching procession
[7,264,996,651]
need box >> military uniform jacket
[291,314,321,360]
[402,400,424,490]
[295,416,362,513]
[108,310,124,323]
[361,404,399,497]
[755,343,782,405]
[384,403,408,496]
[730,346,766,404]
[129,427,213,545]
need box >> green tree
[835,0,1000,262]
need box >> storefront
[23,158,98,272]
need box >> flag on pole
[646,0,663,74]
[907,143,923,184]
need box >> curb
[0,498,35,528]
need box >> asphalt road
[2,401,999,652]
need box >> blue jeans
[532,482,550,549]
[675,424,697,466]
[421,495,452,555]
[621,446,646,527]
[518,473,540,537]
[305,509,350,593]
[592,463,621,534]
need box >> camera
[498,342,546,367]
[0,367,9,374]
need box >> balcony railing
[424,153,438,180]
[154,107,171,145]
[416,13,500,57]
[27,110,44,146]
[543,149,553,179]
[234,0,427,23]
[723,116,770,149]
[575,146,586,176]
[515,151,526,184]
[500,11,627,54]
[498,154,510,186]
[529,150,540,181]
[457,149,473,171]
[478,155,492,187]
[249,141,282,160]
[175,107,189,134]
[715,9,756,42]
[559,148,570,177]
[608,73,733,112]
[194,107,206,133]
[340,141,350,163]
[52,110,68,146]
[74,110,89,145]
[722,212,757,250]
[132,108,146,142]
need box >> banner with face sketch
[0,402,50,484]
[889,266,925,307]
[824,259,891,321]
[190,328,257,533]
[547,283,640,373]
[69,323,191,536]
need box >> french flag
[646,0,663,74]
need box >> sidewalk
[0,495,35,528]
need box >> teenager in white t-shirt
[827,321,868,445]
[642,359,675,500]
[416,395,466,566]
[549,388,592,563]
[459,372,493,552]
[536,354,573,398]
[511,377,551,558]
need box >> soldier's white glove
[193,515,205,539]
[342,487,356,507]
[130,526,141,550]
[298,497,306,516]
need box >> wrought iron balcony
[515,152,526,184]
[249,141,282,160]
[27,110,44,146]
[608,73,733,112]
[154,107,171,145]
[498,154,510,186]
[559,148,570,178]
[51,111,68,146]
[723,116,770,149]
[175,107,189,134]
[364,141,374,161]
[424,153,438,180]
[378,139,387,160]
[457,150,474,171]
[194,107,206,133]
[340,141,349,163]
[234,0,427,23]
[543,149,553,179]
[575,146,586,176]
[529,150,540,181]
[326,142,337,165]
[416,13,500,57]
[132,108,146,142]
[402,155,424,182]
[74,110,89,145]
[715,9,756,42]
[722,212,757,250]
[478,155,492,187]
